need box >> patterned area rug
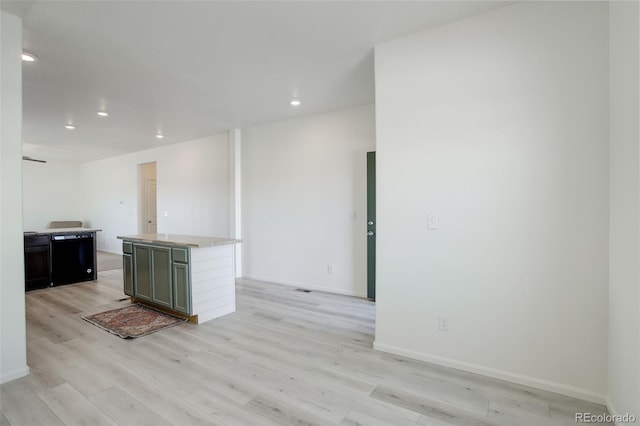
[82,304,186,338]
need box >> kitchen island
[117,233,240,324]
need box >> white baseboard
[605,398,638,426]
[97,249,120,255]
[241,274,365,298]
[0,365,30,385]
[373,341,606,405]
[607,399,619,425]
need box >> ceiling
[2,0,509,163]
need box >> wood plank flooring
[96,251,124,272]
[1,270,613,425]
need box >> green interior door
[367,151,376,300]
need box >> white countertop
[117,233,241,248]
[25,228,102,236]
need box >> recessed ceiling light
[290,99,301,107]
[97,111,109,117]
[155,133,164,139]
[22,52,37,62]
[64,124,75,130]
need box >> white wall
[81,133,230,254]
[608,1,640,420]
[242,105,375,297]
[0,11,29,384]
[22,160,85,230]
[374,2,608,402]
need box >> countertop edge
[24,228,102,236]
[117,234,241,249]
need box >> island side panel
[190,244,236,323]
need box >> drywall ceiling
[2,1,508,162]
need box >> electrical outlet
[439,314,449,331]
[327,264,334,275]
[427,214,439,230]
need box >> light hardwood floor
[1,270,612,426]
[96,251,124,272]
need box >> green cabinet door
[123,254,133,296]
[172,262,191,314]
[171,247,190,314]
[129,242,190,314]
[151,246,172,309]
[133,245,152,302]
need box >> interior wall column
[229,128,242,277]
[0,11,29,384]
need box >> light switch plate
[439,314,449,331]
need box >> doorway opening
[138,162,157,234]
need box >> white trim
[242,274,365,298]
[98,249,121,255]
[604,399,637,426]
[373,341,606,406]
[228,128,242,278]
[0,366,30,385]
[606,399,620,426]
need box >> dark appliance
[24,234,51,290]
[51,233,96,285]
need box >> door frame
[143,178,157,233]
[137,162,157,234]
[367,151,376,300]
